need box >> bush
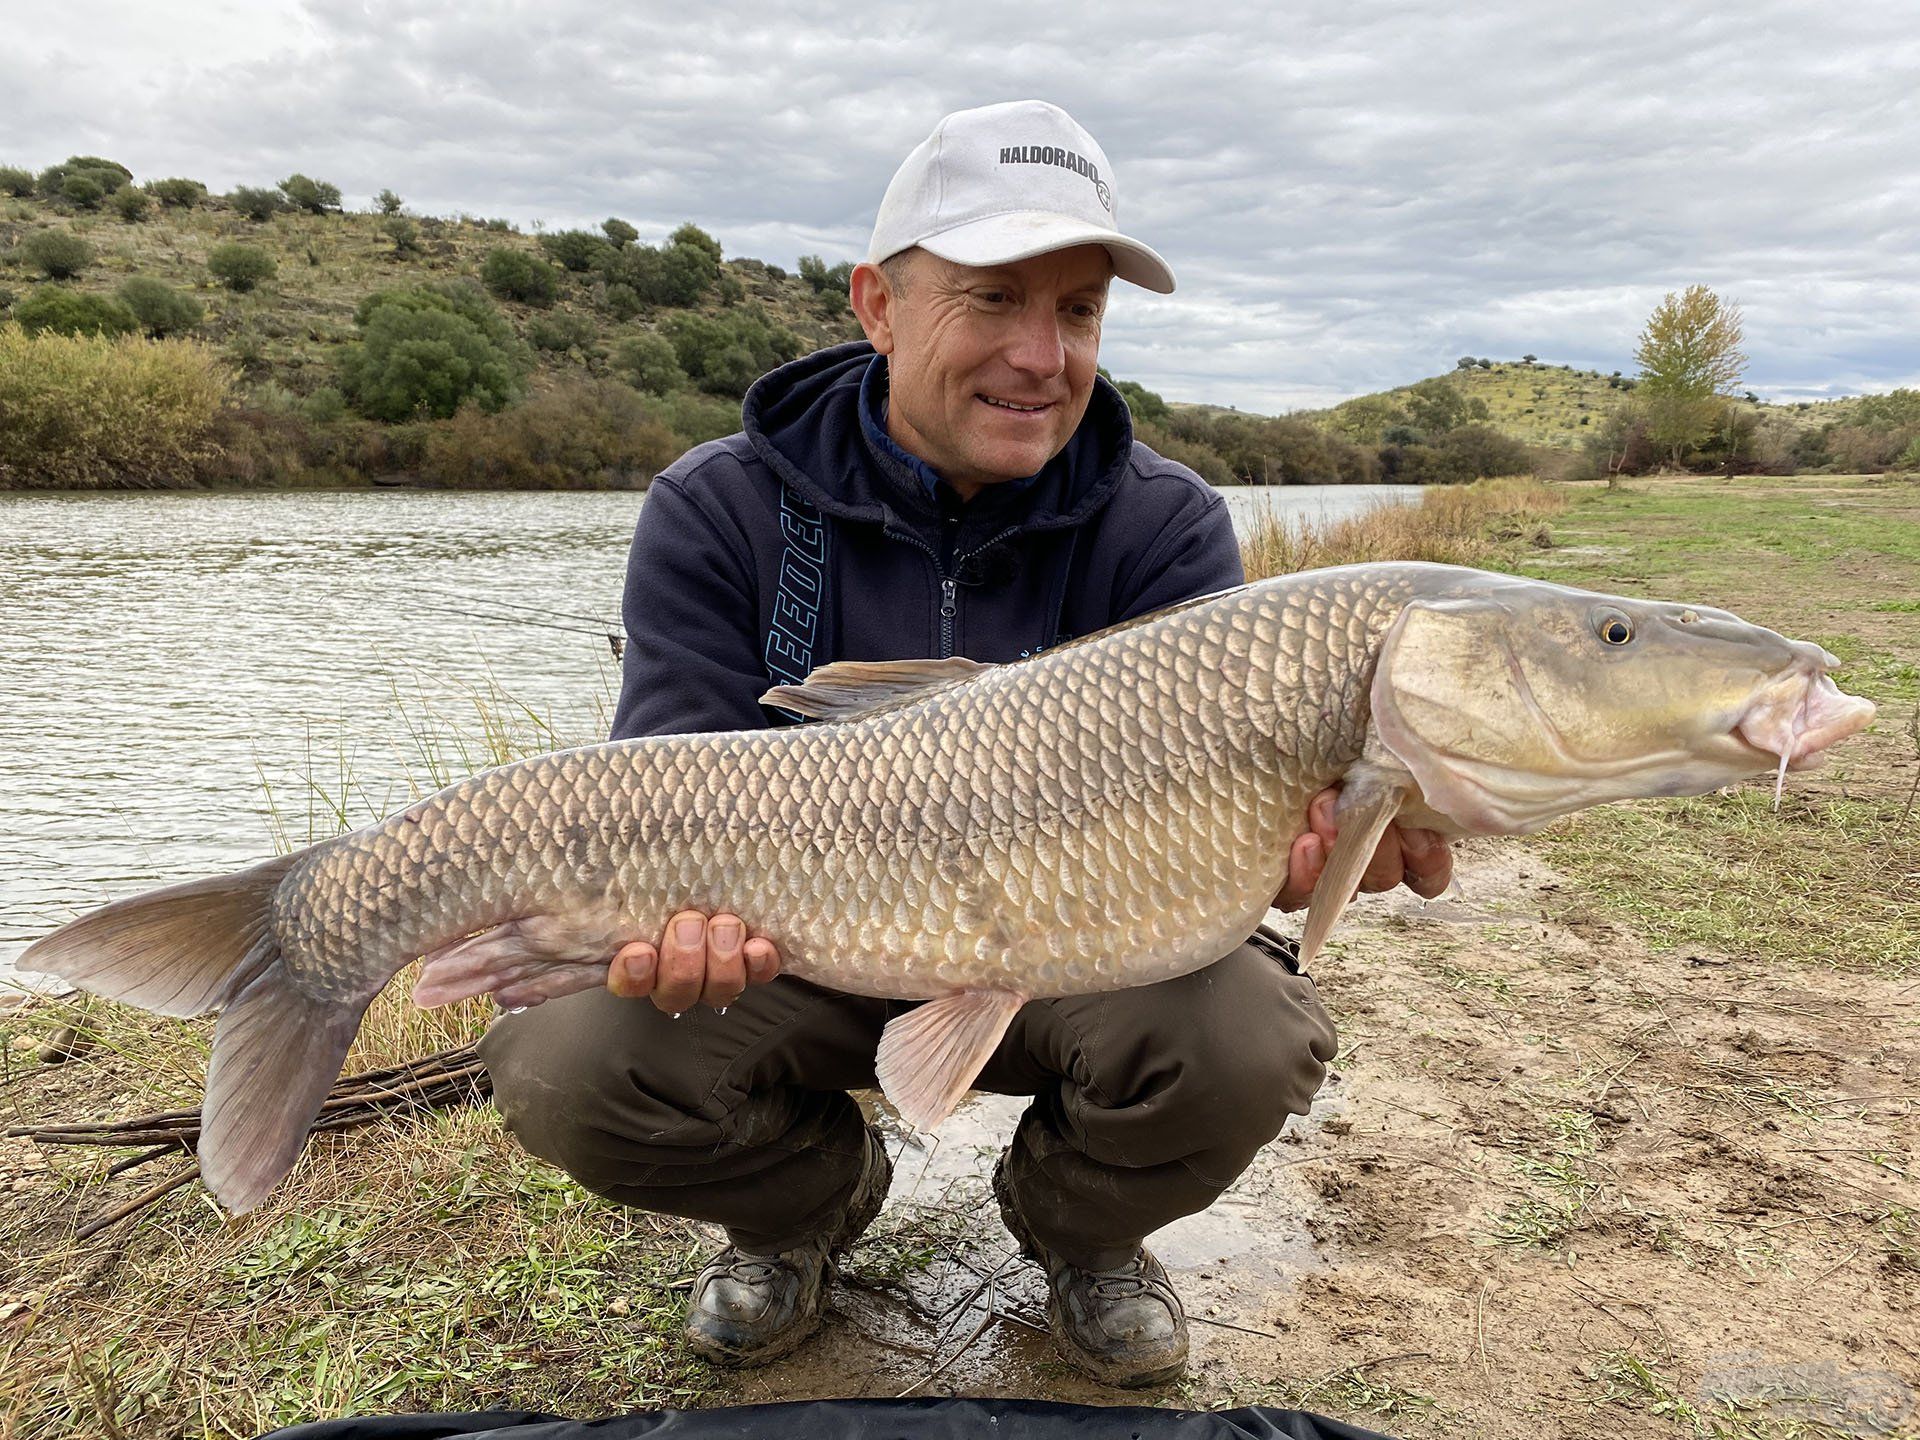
[228,185,286,221]
[611,332,683,394]
[1110,376,1169,426]
[60,174,104,209]
[0,323,234,486]
[117,276,204,337]
[421,378,682,488]
[652,389,744,447]
[601,282,642,321]
[147,177,207,208]
[38,156,131,198]
[663,306,799,396]
[525,309,597,352]
[603,217,638,248]
[11,287,139,338]
[339,281,529,421]
[280,173,342,214]
[671,223,722,264]
[208,243,276,291]
[381,215,421,254]
[20,229,93,279]
[375,188,404,215]
[111,185,151,222]
[599,238,717,306]
[0,166,33,196]
[1133,418,1233,485]
[539,230,609,273]
[480,247,560,306]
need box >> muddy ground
[3,476,1916,1438]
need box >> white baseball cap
[867,100,1175,294]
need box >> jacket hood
[741,340,1136,536]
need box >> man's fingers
[652,909,708,1015]
[702,914,747,1009]
[744,937,781,986]
[1358,823,1406,894]
[1272,831,1324,913]
[607,941,657,999]
[1307,788,1340,846]
[1400,827,1454,899]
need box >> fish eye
[1595,610,1634,646]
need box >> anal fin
[1298,770,1409,970]
[876,989,1027,1133]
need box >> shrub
[525,309,597,352]
[111,185,151,222]
[12,287,139,338]
[228,185,286,221]
[339,281,529,421]
[671,222,722,263]
[603,217,638,248]
[147,177,207,208]
[611,332,683,394]
[1110,376,1169,425]
[117,276,204,337]
[421,378,681,488]
[601,282,642,321]
[279,173,342,214]
[60,174,105,209]
[651,388,743,447]
[600,237,717,306]
[381,214,421,254]
[0,323,234,486]
[664,307,799,396]
[0,166,33,196]
[20,229,93,279]
[375,188,404,215]
[208,243,276,291]
[480,247,560,306]
[38,156,131,198]
[539,229,609,273]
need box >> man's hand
[607,911,781,1014]
[1272,786,1453,912]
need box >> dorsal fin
[761,656,989,722]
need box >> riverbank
[2,475,1914,1437]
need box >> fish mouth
[1735,667,1877,800]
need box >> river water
[0,484,1414,983]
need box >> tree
[1404,376,1489,436]
[480,248,560,306]
[111,185,151,222]
[147,177,207,208]
[117,276,204,336]
[671,222,722,264]
[0,166,34,196]
[381,215,421,255]
[338,281,528,421]
[280,173,342,214]
[540,229,609,273]
[611,332,683,395]
[21,229,93,279]
[1456,356,1476,370]
[375,188,404,215]
[12,287,139,338]
[60,174,105,209]
[1521,353,1537,365]
[208,243,276,291]
[228,185,286,221]
[1633,284,1748,464]
[603,217,639,248]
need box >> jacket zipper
[890,525,1020,659]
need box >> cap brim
[914,210,1176,294]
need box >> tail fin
[20,852,366,1213]
[200,960,369,1213]
[19,853,300,1016]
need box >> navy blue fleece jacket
[609,341,1244,741]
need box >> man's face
[852,245,1113,498]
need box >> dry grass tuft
[1239,475,1567,580]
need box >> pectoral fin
[875,988,1027,1133]
[1298,772,1409,970]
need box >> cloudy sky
[5,1,1917,411]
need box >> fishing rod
[409,601,626,659]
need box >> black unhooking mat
[259,1398,1394,1440]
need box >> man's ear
[849,261,896,355]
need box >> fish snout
[1736,667,1876,770]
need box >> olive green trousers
[478,926,1337,1272]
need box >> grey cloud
[4,0,1916,408]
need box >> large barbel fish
[23,562,1875,1213]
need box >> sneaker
[992,1152,1189,1387]
[682,1123,891,1366]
